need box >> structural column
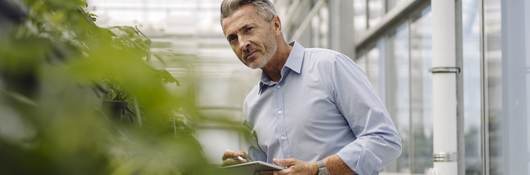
[432,0,461,174]
[501,0,528,174]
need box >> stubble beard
[247,53,271,69]
[248,40,277,69]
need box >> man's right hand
[222,150,249,166]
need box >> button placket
[275,84,290,157]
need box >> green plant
[0,0,249,174]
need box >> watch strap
[317,160,330,175]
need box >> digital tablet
[222,161,285,174]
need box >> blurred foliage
[0,0,250,174]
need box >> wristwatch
[316,160,330,175]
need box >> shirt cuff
[337,143,382,175]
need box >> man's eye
[228,35,237,43]
[245,27,253,32]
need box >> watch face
[318,167,330,175]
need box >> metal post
[365,0,370,29]
[431,0,460,174]
[478,0,490,174]
[328,0,354,58]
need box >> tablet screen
[222,161,285,174]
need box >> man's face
[222,5,278,69]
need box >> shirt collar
[284,41,305,74]
[258,41,305,94]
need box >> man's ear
[272,16,281,33]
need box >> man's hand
[273,158,318,175]
[222,150,249,166]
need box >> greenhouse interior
[0,0,529,174]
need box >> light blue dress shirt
[244,42,402,175]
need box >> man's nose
[239,40,251,53]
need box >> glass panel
[385,25,411,173]
[88,0,209,33]
[367,47,381,96]
[311,4,329,48]
[368,0,385,28]
[355,56,368,73]
[320,6,329,48]
[354,0,368,35]
[88,0,259,165]
[311,12,321,47]
[484,0,502,174]
[386,0,404,12]
[195,128,243,164]
[410,7,433,174]
[198,76,230,108]
[462,0,482,174]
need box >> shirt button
[276,85,280,89]
[278,110,283,114]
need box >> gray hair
[220,0,277,22]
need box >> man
[220,0,402,174]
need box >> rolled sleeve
[330,54,402,175]
[336,109,402,175]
